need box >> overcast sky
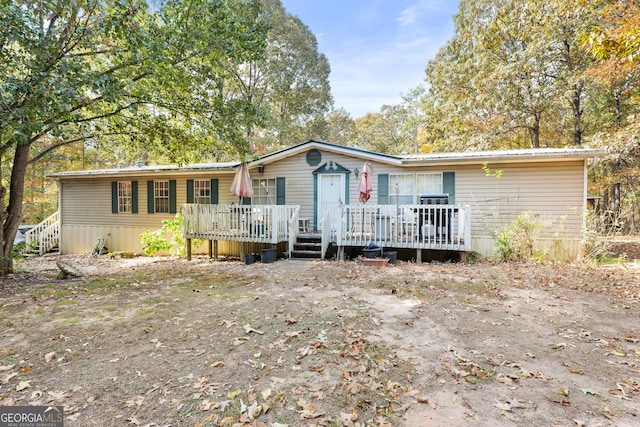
[280,0,460,118]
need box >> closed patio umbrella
[357,163,372,233]
[357,162,371,203]
[230,163,254,201]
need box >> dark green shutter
[169,180,177,213]
[131,181,138,214]
[242,196,252,205]
[443,172,455,204]
[186,179,194,203]
[111,182,118,213]
[378,174,389,204]
[147,181,154,213]
[344,174,349,204]
[276,177,286,205]
[210,179,219,204]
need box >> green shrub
[494,212,548,261]
[140,214,199,257]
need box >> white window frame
[194,179,211,204]
[251,178,276,205]
[154,180,170,213]
[118,181,132,213]
[416,172,443,197]
[389,172,443,204]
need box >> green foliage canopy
[0,0,269,273]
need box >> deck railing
[320,212,332,259]
[327,203,471,251]
[181,204,299,245]
[181,203,471,256]
[26,211,60,255]
[287,206,300,258]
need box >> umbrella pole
[396,183,399,238]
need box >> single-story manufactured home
[38,140,604,261]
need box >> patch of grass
[51,299,76,307]
[36,286,75,299]
[135,308,155,318]
[53,310,81,323]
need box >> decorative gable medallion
[306,149,322,166]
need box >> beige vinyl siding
[263,150,401,228]
[56,149,588,260]
[59,173,237,254]
[455,160,586,258]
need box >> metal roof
[49,141,606,179]
[401,147,606,165]
[49,162,240,178]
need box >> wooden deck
[323,203,470,260]
[181,203,471,260]
[181,204,300,259]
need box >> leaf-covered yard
[1,255,639,426]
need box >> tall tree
[352,103,417,155]
[582,0,640,231]
[0,0,268,274]
[424,0,599,151]
[312,107,355,146]
[224,0,333,152]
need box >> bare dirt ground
[1,254,639,427]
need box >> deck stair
[25,211,60,256]
[291,232,322,260]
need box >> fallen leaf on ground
[124,395,144,407]
[247,401,261,419]
[16,381,30,391]
[261,388,272,400]
[494,398,529,411]
[45,351,56,363]
[243,324,264,335]
[297,398,323,420]
[199,399,219,411]
[227,389,242,399]
[580,388,600,396]
[2,372,18,383]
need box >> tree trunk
[571,82,583,146]
[613,88,622,127]
[1,142,30,275]
[529,112,541,148]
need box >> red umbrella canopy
[230,163,254,198]
[357,162,372,203]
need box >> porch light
[258,164,265,173]
[354,168,360,178]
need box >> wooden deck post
[186,238,192,261]
[416,248,421,263]
[208,240,213,258]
